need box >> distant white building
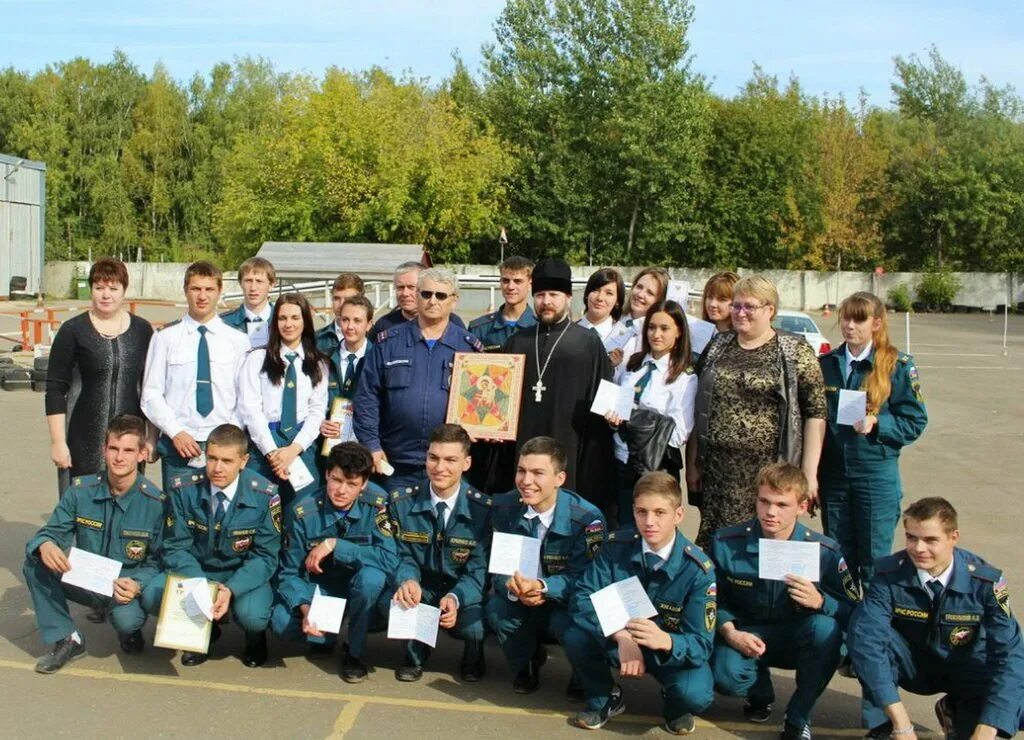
[0,153,46,298]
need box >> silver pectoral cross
[532,379,546,402]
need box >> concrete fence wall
[44,260,1022,310]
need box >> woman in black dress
[46,258,153,496]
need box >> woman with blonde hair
[818,291,927,586]
[701,270,740,333]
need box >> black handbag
[620,408,676,477]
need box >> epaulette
[390,484,420,502]
[377,327,400,344]
[168,472,205,490]
[898,352,912,364]
[714,522,750,540]
[360,486,389,508]
[137,477,165,501]
[158,318,181,331]
[875,553,904,574]
[798,527,840,552]
[965,560,1000,583]
[70,473,102,489]
[467,312,494,329]
[682,541,713,573]
[247,477,278,496]
[464,333,485,352]
[607,528,640,544]
[466,489,492,506]
[569,501,602,523]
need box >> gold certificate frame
[444,352,525,442]
[153,574,219,654]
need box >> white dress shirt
[844,341,873,384]
[429,487,461,529]
[917,560,954,591]
[642,535,676,571]
[577,315,616,342]
[141,314,251,441]
[524,504,557,541]
[338,336,368,379]
[612,353,698,463]
[245,304,272,323]
[210,476,241,514]
[239,344,329,455]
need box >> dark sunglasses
[419,290,451,301]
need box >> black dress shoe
[512,645,547,694]
[242,630,268,668]
[119,630,145,654]
[181,651,208,667]
[460,640,485,682]
[341,652,368,683]
[395,660,424,682]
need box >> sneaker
[862,722,893,739]
[572,685,625,730]
[119,629,144,654]
[665,714,697,735]
[744,699,774,723]
[35,636,86,674]
[934,696,956,737]
[780,720,812,740]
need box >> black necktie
[336,514,350,539]
[927,579,944,609]
[526,516,540,539]
[643,552,661,585]
[847,359,862,388]
[213,491,228,530]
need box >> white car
[773,310,832,356]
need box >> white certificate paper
[837,389,867,426]
[604,326,637,353]
[61,547,122,597]
[247,320,269,348]
[182,577,214,620]
[489,532,542,578]
[307,586,347,634]
[154,574,219,653]
[666,280,691,306]
[758,539,821,581]
[287,456,316,491]
[590,379,634,419]
[387,602,441,647]
[589,576,659,637]
[687,316,717,357]
[187,452,207,469]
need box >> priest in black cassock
[498,258,616,514]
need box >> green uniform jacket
[26,473,166,590]
[162,469,282,597]
[278,483,399,611]
[820,345,927,465]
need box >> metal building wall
[0,153,46,297]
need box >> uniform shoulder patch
[138,478,165,501]
[465,334,485,352]
[875,553,903,574]
[607,528,639,544]
[715,522,749,540]
[682,542,713,572]
[967,560,1000,583]
[71,473,102,488]
[467,490,492,507]
[169,472,204,490]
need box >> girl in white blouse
[604,299,697,521]
[577,268,626,346]
[239,293,329,504]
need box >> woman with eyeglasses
[603,300,697,524]
[239,292,329,507]
[687,275,827,548]
[818,292,927,587]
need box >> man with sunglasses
[371,261,466,335]
[355,268,484,492]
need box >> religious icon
[445,353,526,441]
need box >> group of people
[24,253,1023,739]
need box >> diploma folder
[153,574,220,654]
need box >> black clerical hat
[532,258,572,295]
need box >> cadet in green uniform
[486,436,606,695]
[818,292,927,586]
[24,415,165,673]
[142,424,282,668]
[272,443,398,682]
[563,472,716,734]
[389,424,491,682]
[468,256,537,351]
[710,463,860,740]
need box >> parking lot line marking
[327,699,365,739]
[0,658,870,736]
[916,366,1021,370]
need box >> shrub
[916,271,962,309]
[888,283,913,312]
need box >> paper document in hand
[590,379,635,420]
[666,280,691,306]
[686,316,717,356]
[489,532,542,578]
[589,576,659,637]
[182,577,214,620]
[837,389,867,426]
[307,586,347,634]
[61,547,122,597]
[758,539,821,581]
[154,574,218,653]
[187,452,207,469]
[321,398,356,455]
[387,602,441,647]
[604,328,636,353]
[287,456,316,491]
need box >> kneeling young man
[24,415,165,673]
[851,497,1024,740]
[272,442,397,682]
[389,423,491,682]
[563,471,716,734]
[486,435,605,695]
[142,423,282,668]
[711,463,858,740]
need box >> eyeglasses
[419,290,451,301]
[730,302,766,314]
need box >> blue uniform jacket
[277,482,398,612]
[711,519,859,629]
[353,320,483,467]
[571,529,717,669]
[26,473,166,589]
[468,304,537,352]
[315,323,369,405]
[390,479,491,607]
[371,307,466,337]
[220,305,249,332]
[490,488,606,603]
[849,548,1024,736]
[161,469,282,597]
[820,345,927,466]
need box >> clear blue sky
[2,0,1021,106]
